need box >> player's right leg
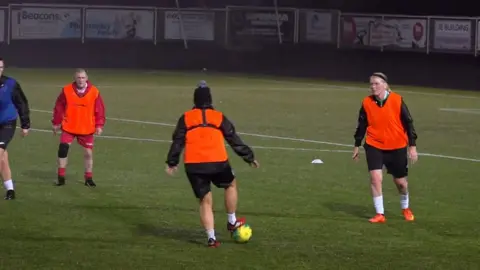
[56,131,74,186]
[211,167,246,232]
[186,172,219,248]
[224,180,246,232]
[364,144,386,223]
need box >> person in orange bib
[52,69,106,187]
[352,72,418,223]
[165,81,259,248]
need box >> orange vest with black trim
[363,91,408,150]
[61,84,99,135]
[183,108,228,164]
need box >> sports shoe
[56,175,66,186]
[4,190,15,200]
[369,214,386,223]
[227,217,246,232]
[402,208,415,221]
[207,238,220,248]
[85,178,96,187]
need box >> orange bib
[363,91,408,150]
[61,84,99,135]
[183,109,228,164]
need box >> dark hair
[371,72,388,82]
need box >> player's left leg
[1,151,15,200]
[0,120,17,199]
[386,147,414,221]
[78,134,96,187]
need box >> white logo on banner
[232,11,291,37]
[433,20,471,50]
[85,9,154,40]
[11,7,81,39]
[245,12,289,29]
[0,10,4,42]
[369,19,426,48]
[164,11,214,41]
[342,16,426,49]
[305,11,332,43]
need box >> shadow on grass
[136,224,204,246]
[21,169,54,182]
[70,204,206,246]
[324,202,371,219]
[21,169,86,186]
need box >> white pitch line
[29,110,480,162]
[30,109,350,147]
[24,84,334,92]
[439,108,480,114]
[26,127,349,153]
[22,81,479,99]
[223,76,479,99]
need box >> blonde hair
[74,69,88,81]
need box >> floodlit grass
[1,69,479,269]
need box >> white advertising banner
[164,11,214,41]
[369,18,426,49]
[305,11,332,43]
[0,10,4,42]
[342,16,426,50]
[11,6,81,39]
[227,8,296,43]
[85,9,154,40]
[433,20,471,50]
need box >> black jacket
[354,95,417,147]
[166,107,255,173]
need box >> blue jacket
[0,75,30,129]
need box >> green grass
[1,68,480,270]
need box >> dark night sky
[0,0,476,17]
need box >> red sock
[85,172,92,179]
[58,168,66,177]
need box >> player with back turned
[165,81,260,248]
[353,72,418,223]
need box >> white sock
[227,213,236,224]
[206,229,215,240]
[400,193,409,209]
[373,195,384,214]
[3,179,14,190]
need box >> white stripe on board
[27,111,480,162]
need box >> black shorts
[186,167,236,199]
[0,120,17,150]
[364,143,408,178]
